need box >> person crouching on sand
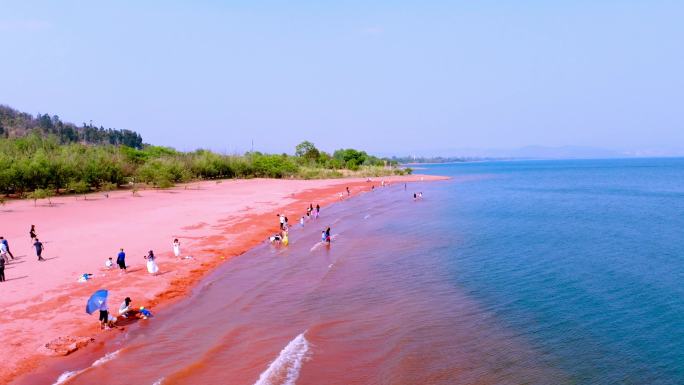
[119,297,135,318]
[144,250,159,275]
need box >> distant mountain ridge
[391,145,684,161]
[0,104,143,148]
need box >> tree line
[0,135,407,197]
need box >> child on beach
[300,216,305,227]
[29,225,36,243]
[139,307,153,319]
[315,204,320,219]
[173,238,181,258]
[144,250,159,275]
[105,258,114,269]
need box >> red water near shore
[15,182,563,385]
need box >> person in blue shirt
[34,238,45,261]
[116,248,127,272]
[0,237,14,260]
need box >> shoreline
[2,174,447,385]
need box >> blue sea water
[419,158,684,384]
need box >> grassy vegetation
[0,135,409,198]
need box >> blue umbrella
[86,289,108,314]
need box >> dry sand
[0,175,445,384]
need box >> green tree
[29,188,52,206]
[295,141,320,162]
[68,180,90,200]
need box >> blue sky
[1,1,682,155]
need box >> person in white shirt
[105,257,113,269]
[119,297,134,318]
[173,238,181,258]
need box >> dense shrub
[0,135,404,196]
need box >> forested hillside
[0,105,143,148]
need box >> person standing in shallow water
[34,238,45,261]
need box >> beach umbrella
[86,289,108,315]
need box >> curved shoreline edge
[3,174,448,385]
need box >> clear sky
[1,1,682,155]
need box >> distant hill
[0,104,143,149]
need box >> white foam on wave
[52,370,81,385]
[254,332,310,385]
[92,349,121,367]
[51,348,123,384]
[152,378,164,385]
[363,214,371,219]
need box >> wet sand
[0,175,444,385]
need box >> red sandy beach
[0,175,444,385]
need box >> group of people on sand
[97,296,154,329]
[270,203,327,246]
[105,243,180,276]
[96,241,181,328]
[0,225,45,283]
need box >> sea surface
[18,158,684,385]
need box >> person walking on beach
[144,250,159,275]
[278,214,285,230]
[346,187,350,196]
[0,256,5,282]
[33,238,45,261]
[117,248,127,272]
[29,225,36,243]
[0,245,8,265]
[300,216,305,228]
[0,240,10,263]
[173,239,181,258]
[0,237,15,260]
[306,206,312,218]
